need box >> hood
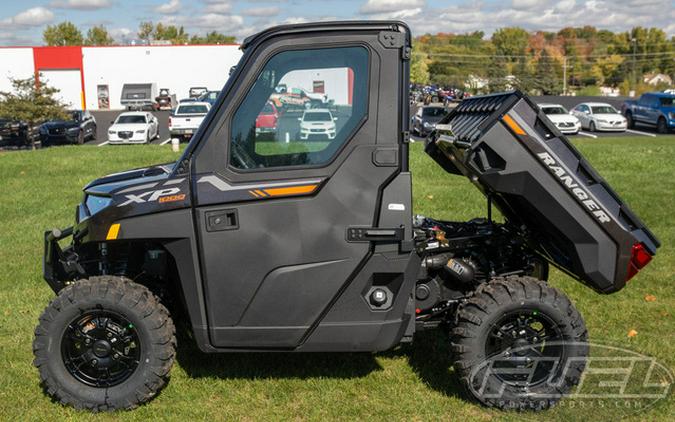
[546,114,579,124]
[110,123,148,132]
[43,120,79,129]
[593,113,625,121]
[84,162,177,196]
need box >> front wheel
[657,117,668,134]
[451,277,588,410]
[33,276,176,411]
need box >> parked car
[169,102,211,141]
[571,102,627,132]
[108,112,159,144]
[622,92,674,133]
[411,105,449,136]
[198,90,220,106]
[538,103,581,135]
[298,108,337,140]
[256,101,279,136]
[40,110,97,146]
[120,83,159,111]
[155,88,174,111]
[0,117,40,148]
[189,87,208,99]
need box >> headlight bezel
[84,194,113,217]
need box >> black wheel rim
[61,310,141,388]
[485,309,565,388]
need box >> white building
[0,44,243,110]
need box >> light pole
[631,37,637,95]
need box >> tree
[138,21,154,41]
[533,49,561,94]
[0,75,68,148]
[410,51,430,84]
[190,31,236,45]
[43,21,84,46]
[153,23,188,44]
[491,27,530,72]
[85,25,114,46]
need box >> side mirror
[333,117,338,121]
[297,117,302,121]
[110,120,114,124]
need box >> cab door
[190,24,414,349]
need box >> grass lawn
[0,136,673,421]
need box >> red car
[255,102,279,134]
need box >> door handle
[347,227,403,242]
[206,209,238,232]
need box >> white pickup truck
[169,102,211,140]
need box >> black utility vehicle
[0,117,39,148]
[35,21,659,412]
[40,110,97,146]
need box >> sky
[0,0,673,46]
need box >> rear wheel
[451,277,588,410]
[657,117,668,134]
[33,276,176,411]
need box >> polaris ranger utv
[34,21,659,411]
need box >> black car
[40,110,97,146]
[0,118,39,148]
[411,105,449,136]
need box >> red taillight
[626,243,653,281]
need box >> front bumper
[596,122,627,131]
[41,133,79,144]
[300,129,336,140]
[43,227,83,293]
[109,134,147,144]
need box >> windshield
[591,105,618,114]
[542,106,567,115]
[261,103,274,113]
[177,105,209,114]
[116,115,146,124]
[303,112,332,122]
[422,107,447,117]
[659,97,674,106]
[69,111,81,121]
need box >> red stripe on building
[33,46,86,109]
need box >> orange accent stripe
[249,190,260,198]
[255,189,267,197]
[263,184,317,197]
[502,114,527,136]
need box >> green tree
[43,21,84,46]
[0,75,68,148]
[85,25,114,46]
[138,21,154,41]
[153,23,188,44]
[534,49,561,94]
[190,31,236,45]
[410,51,430,84]
[487,57,509,92]
[491,27,529,71]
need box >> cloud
[360,0,425,14]
[50,0,112,10]
[242,7,280,17]
[156,0,181,14]
[204,1,232,14]
[0,7,55,28]
[193,13,244,29]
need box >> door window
[229,46,369,170]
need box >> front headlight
[108,130,116,135]
[135,130,146,134]
[423,122,433,128]
[669,112,675,120]
[598,119,608,123]
[39,126,48,134]
[85,195,112,216]
[67,127,80,134]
